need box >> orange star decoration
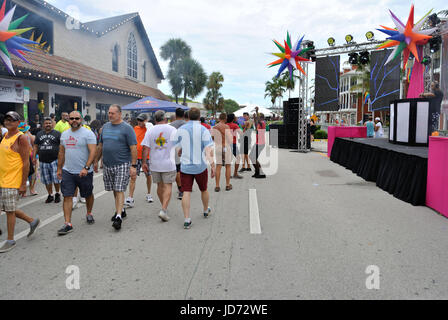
[377,5,437,67]
[268,32,312,80]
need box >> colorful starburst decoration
[268,32,312,80]
[377,5,437,68]
[0,0,38,75]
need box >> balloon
[268,32,312,79]
[377,5,436,68]
[0,0,38,75]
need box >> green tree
[349,64,371,122]
[160,38,192,69]
[264,76,285,113]
[223,99,240,114]
[203,72,225,116]
[160,38,192,103]
[175,58,207,106]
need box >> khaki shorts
[0,188,19,212]
[152,171,177,184]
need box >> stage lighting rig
[422,56,432,66]
[359,50,370,65]
[428,13,441,27]
[365,31,375,41]
[348,52,359,65]
[429,35,442,53]
[305,41,317,62]
[345,34,354,44]
[327,37,335,47]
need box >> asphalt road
[1,145,448,300]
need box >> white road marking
[249,189,262,234]
[4,190,109,243]
[1,173,104,216]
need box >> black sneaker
[112,217,122,230]
[239,168,246,173]
[45,195,54,204]
[58,224,73,236]
[255,174,266,179]
[246,168,252,172]
[111,209,127,222]
[54,193,61,204]
[86,214,95,225]
[184,221,192,229]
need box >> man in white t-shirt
[141,110,177,222]
[374,117,384,138]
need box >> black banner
[369,49,400,111]
[315,56,340,112]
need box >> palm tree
[167,68,183,104]
[176,58,207,106]
[264,77,285,114]
[203,72,225,116]
[160,39,192,103]
[350,64,371,122]
[280,72,301,99]
[438,10,448,17]
[160,38,192,69]
[264,80,278,107]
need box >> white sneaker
[158,210,170,222]
[146,194,154,203]
[72,197,79,210]
[80,197,86,203]
[125,197,135,208]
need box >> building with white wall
[0,0,168,122]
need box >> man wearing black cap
[0,112,40,253]
[125,113,153,208]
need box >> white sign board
[0,79,24,103]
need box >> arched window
[127,33,138,79]
[112,44,119,72]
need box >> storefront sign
[0,79,24,103]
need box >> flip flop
[215,187,221,192]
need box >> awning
[122,96,189,112]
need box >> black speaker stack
[284,98,302,149]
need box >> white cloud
[48,0,446,106]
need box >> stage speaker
[389,98,433,146]
[284,109,298,124]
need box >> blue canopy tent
[122,96,189,113]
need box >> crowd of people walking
[0,106,268,252]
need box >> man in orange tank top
[0,112,40,253]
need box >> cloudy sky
[47,0,446,107]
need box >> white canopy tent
[234,104,275,118]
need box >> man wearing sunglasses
[57,111,97,235]
[0,111,40,253]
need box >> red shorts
[180,170,208,192]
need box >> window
[127,33,138,79]
[142,60,147,83]
[96,104,110,122]
[112,44,119,72]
